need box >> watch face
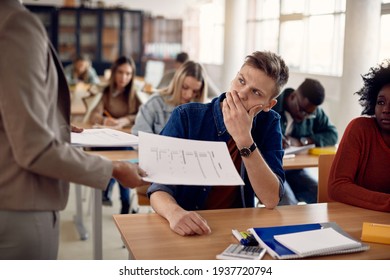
[240,147,251,157]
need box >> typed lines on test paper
[150,147,222,179]
[138,132,244,186]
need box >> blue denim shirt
[147,93,285,210]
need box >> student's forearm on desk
[150,191,183,220]
[150,191,211,236]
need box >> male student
[0,0,146,259]
[157,52,189,89]
[147,51,289,236]
[273,78,338,205]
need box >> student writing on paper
[87,56,142,214]
[148,51,289,236]
[88,56,141,129]
[273,79,338,205]
[328,60,390,212]
[0,1,146,260]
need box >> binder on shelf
[248,222,369,260]
[361,222,390,245]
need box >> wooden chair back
[136,184,151,206]
[318,154,336,203]
[82,91,103,124]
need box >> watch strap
[239,142,257,157]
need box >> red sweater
[328,117,390,212]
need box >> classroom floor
[58,183,152,260]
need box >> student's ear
[263,99,277,112]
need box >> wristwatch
[239,142,257,157]
[300,137,309,146]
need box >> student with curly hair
[328,60,390,212]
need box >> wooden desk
[113,202,390,260]
[283,154,319,170]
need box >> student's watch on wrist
[300,137,309,146]
[239,142,257,157]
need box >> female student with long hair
[132,60,207,135]
[88,56,141,213]
[89,56,141,129]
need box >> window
[379,2,390,62]
[246,0,279,53]
[183,0,225,65]
[247,0,346,76]
[199,0,225,64]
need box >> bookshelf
[142,14,183,75]
[25,5,144,76]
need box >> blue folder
[249,222,369,259]
[251,223,322,258]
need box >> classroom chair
[317,154,336,203]
[81,85,103,124]
[130,184,153,214]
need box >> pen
[232,229,259,246]
[104,109,113,119]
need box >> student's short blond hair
[243,51,289,98]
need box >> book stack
[249,222,369,259]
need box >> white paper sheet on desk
[138,132,244,186]
[284,144,315,155]
[71,128,138,147]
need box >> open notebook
[249,222,369,259]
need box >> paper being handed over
[138,132,244,186]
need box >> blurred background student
[273,78,338,205]
[328,60,390,212]
[157,52,189,89]
[132,60,207,135]
[157,52,220,98]
[64,54,100,86]
[87,56,142,214]
[88,56,141,129]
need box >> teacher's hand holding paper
[112,161,147,188]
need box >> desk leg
[92,188,103,260]
[73,184,88,240]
